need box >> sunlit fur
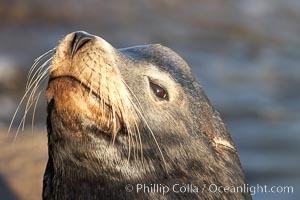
[11,32,251,200]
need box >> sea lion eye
[150,81,168,100]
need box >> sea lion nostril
[71,31,94,58]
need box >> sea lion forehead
[119,44,199,94]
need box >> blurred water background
[0,0,299,199]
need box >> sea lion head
[44,31,250,199]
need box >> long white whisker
[13,87,45,143]
[9,53,52,135]
[122,80,167,171]
[31,89,44,133]
[8,75,44,133]
[27,48,54,89]
[22,63,51,130]
[19,73,49,131]
[120,81,144,160]
[129,96,167,171]
[26,57,52,92]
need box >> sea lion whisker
[121,80,144,116]
[132,111,143,161]
[107,93,121,149]
[25,62,51,118]
[127,128,131,161]
[128,106,143,161]
[26,57,52,94]
[130,96,167,171]
[118,100,138,160]
[27,53,51,78]
[26,60,51,106]
[122,81,167,170]
[126,106,140,161]
[87,72,94,99]
[120,96,143,160]
[13,87,45,143]
[101,79,106,125]
[22,72,49,130]
[120,81,145,161]
[111,107,116,144]
[27,61,45,89]
[132,117,140,160]
[27,53,53,91]
[8,63,50,134]
[93,75,123,147]
[115,83,143,161]
[130,106,143,161]
[124,116,134,160]
[75,64,89,87]
[32,48,55,64]
[8,84,35,134]
[113,87,134,160]
[22,63,51,130]
[31,90,43,133]
[87,57,96,99]
[131,107,143,161]
[122,79,168,162]
[27,48,55,89]
[97,75,104,121]
[119,83,143,160]
[105,76,111,133]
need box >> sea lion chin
[42,31,252,200]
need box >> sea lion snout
[46,31,138,142]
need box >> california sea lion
[27,31,251,199]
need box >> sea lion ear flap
[210,110,237,152]
[180,61,237,152]
[196,101,237,152]
[213,137,236,152]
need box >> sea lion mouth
[46,74,122,139]
[48,75,110,107]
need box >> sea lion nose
[71,31,94,58]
